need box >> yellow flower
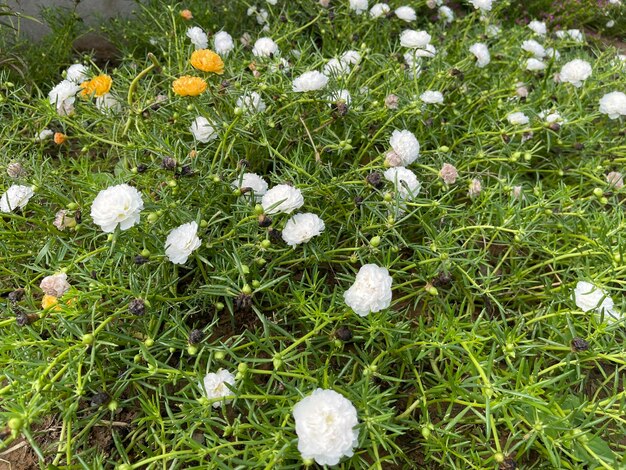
[42,294,61,311]
[190,49,224,74]
[53,132,67,145]
[80,74,113,97]
[172,76,207,96]
[180,9,193,20]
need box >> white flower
[281,213,325,247]
[439,163,458,185]
[236,92,267,114]
[606,171,624,189]
[48,80,81,116]
[369,3,390,17]
[324,58,350,77]
[521,39,546,58]
[344,264,393,316]
[599,91,626,119]
[526,58,546,71]
[96,93,122,113]
[545,48,560,60]
[214,31,234,55]
[555,30,567,39]
[65,64,89,83]
[469,43,490,67]
[349,0,368,14]
[404,51,422,77]
[252,37,279,57]
[383,167,421,199]
[329,89,352,106]
[292,71,329,92]
[567,29,583,42]
[36,129,54,141]
[419,90,443,104]
[293,389,359,466]
[165,221,201,264]
[186,26,208,50]
[400,30,431,48]
[538,110,563,123]
[389,129,420,165]
[203,369,236,408]
[507,112,529,125]
[267,0,278,5]
[190,116,218,143]
[0,184,34,213]
[607,20,615,28]
[528,20,546,35]
[438,6,454,23]
[261,184,304,214]
[40,273,71,297]
[469,0,493,11]
[573,281,620,323]
[414,44,437,58]
[232,173,269,198]
[486,24,501,37]
[395,6,416,21]
[341,50,362,65]
[559,59,592,87]
[90,184,143,233]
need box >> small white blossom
[438,6,454,23]
[528,20,547,35]
[486,24,501,37]
[388,130,420,166]
[607,20,615,28]
[281,213,325,247]
[545,48,560,60]
[574,281,620,323]
[369,3,390,17]
[40,273,71,298]
[292,71,329,92]
[567,29,583,42]
[507,112,529,125]
[404,51,422,77]
[606,172,624,189]
[48,80,81,116]
[526,58,546,71]
[261,184,304,214]
[324,58,350,77]
[538,110,563,123]
[65,64,89,83]
[0,185,34,213]
[293,389,359,466]
[96,93,122,113]
[384,167,421,199]
[165,221,202,264]
[90,184,143,233]
[236,92,267,114]
[329,89,352,106]
[521,39,546,58]
[341,50,362,65]
[232,173,269,198]
[186,26,208,50]
[468,179,482,197]
[349,0,368,14]
[599,91,626,119]
[214,31,234,55]
[395,6,417,22]
[559,59,592,87]
[420,90,443,104]
[400,30,431,48]
[469,0,493,11]
[469,43,490,67]
[439,163,458,185]
[36,129,54,141]
[203,369,236,408]
[190,117,218,143]
[252,37,279,57]
[344,264,393,316]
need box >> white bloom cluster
[538,110,563,123]
[384,167,421,199]
[344,264,393,316]
[48,80,82,116]
[261,184,304,214]
[293,389,359,466]
[40,273,71,297]
[438,6,454,23]
[573,281,620,323]
[232,173,269,199]
[214,31,234,55]
[165,221,202,264]
[90,184,143,233]
[400,30,430,49]
[281,213,325,247]
[190,116,218,143]
[599,91,626,119]
[521,40,546,58]
[292,71,329,92]
[469,43,490,67]
[252,37,279,57]
[329,89,352,106]
[203,369,236,408]
[65,64,89,83]
[341,50,361,65]
[96,94,122,113]
[528,20,547,35]
[559,59,592,87]
[236,92,267,114]
[507,112,529,125]
[36,129,54,141]
[349,0,368,14]
[324,58,350,77]
[526,58,546,71]
[395,6,416,22]
[186,26,208,50]
[556,29,583,42]
[469,0,493,11]
[387,130,420,166]
[369,3,390,18]
[420,90,444,104]
[0,184,34,213]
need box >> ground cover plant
[1,0,626,468]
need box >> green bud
[107,234,114,242]
[252,280,261,288]
[133,354,142,363]
[241,264,250,275]
[272,355,282,369]
[144,338,154,347]
[237,363,248,374]
[261,239,271,249]
[593,188,603,198]
[242,284,253,295]
[147,213,158,223]
[426,286,438,296]
[187,345,198,355]
[383,192,393,202]
[167,180,177,188]
[421,426,431,439]
[600,197,608,205]
[140,248,151,257]
[493,452,505,463]
[82,334,95,346]
[234,107,243,116]
[186,104,193,112]
[254,204,264,215]
[67,202,79,210]
[214,351,226,360]
[439,145,449,152]
[8,417,23,431]
[215,302,225,311]
[255,257,266,266]
[108,400,119,411]
[370,236,381,248]
[200,219,209,228]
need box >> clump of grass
[1,0,626,468]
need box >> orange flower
[190,50,224,74]
[53,132,67,145]
[42,294,61,311]
[80,74,112,97]
[172,76,207,96]
[180,9,193,20]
